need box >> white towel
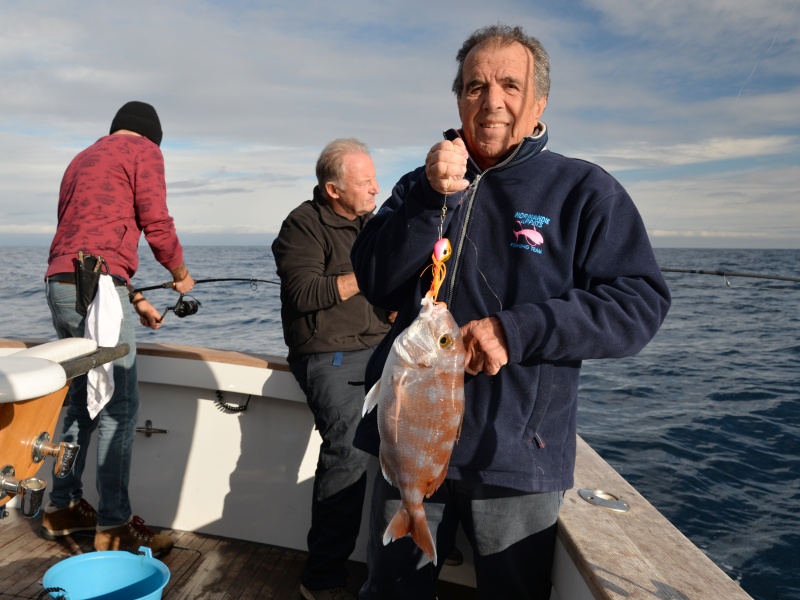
[84,274,123,419]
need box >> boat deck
[0,508,475,599]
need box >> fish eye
[438,334,452,348]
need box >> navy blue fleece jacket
[351,125,671,493]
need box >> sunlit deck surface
[0,508,475,599]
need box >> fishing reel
[160,294,202,321]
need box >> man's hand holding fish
[460,316,509,376]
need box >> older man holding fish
[351,24,671,600]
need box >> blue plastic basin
[42,547,170,600]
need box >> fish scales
[362,293,465,565]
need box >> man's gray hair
[451,24,550,102]
[316,138,370,198]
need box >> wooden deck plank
[236,546,289,598]
[184,537,251,599]
[266,549,306,600]
[169,535,228,600]
[0,511,28,547]
[1,534,65,597]
[216,543,277,599]
[160,530,207,594]
[170,535,270,600]
[0,510,92,599]
[251,547,303,599]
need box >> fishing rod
[137,269,798,321]
[132,277,280,294]
[660,268,800,286]
[131,277,281,322]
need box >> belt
[48,272,127,287]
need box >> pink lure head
[433,238,452,263]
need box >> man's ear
[325,181,339,200]
[534,95,547,120]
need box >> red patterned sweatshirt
[46,134,185,283]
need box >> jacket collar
[444,122,549,173]
[312,185,369,229]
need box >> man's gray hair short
[451,24,550,102]
[316,138,370,198]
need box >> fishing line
[465,231,503,311]
[441,177,503,311]
[660,268,800,285]
[735,0,799,101]
[661,281,799,293]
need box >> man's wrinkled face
[327,152,379,220]
[457,41,547,170]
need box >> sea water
[1,246,798,600]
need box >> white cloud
[628,163,800,249]
[582,134,797,170]
[1,0,798,247]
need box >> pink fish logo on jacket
[513,220,544,246]
[362,293,466,565]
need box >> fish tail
[382,505,438,566]
[382,507,411,547]
[411,509,438,566]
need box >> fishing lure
[426,238,452,303]
[421,191,453,303]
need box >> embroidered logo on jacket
[511,212,549,254]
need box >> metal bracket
[578,488,630,513]
[135,420,168,437]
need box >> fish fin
[391,371,410,444]
[362,381,381,417]
[424,468,447,498]
[379,458,397,488]
[383,507,411,546]
[383,505,438,566]
[409,506,438,566]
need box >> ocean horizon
[2,233,799,251]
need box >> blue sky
[2,0,799,248]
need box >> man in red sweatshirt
[41,101,194,556]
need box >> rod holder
[32,432,80,478]
[0,465,45,518]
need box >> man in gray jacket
[271,138,393,600]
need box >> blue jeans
[359,476,563,600]
[290,348,374,590]
[46,281,139,527]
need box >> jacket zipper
[445,142,526,308]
